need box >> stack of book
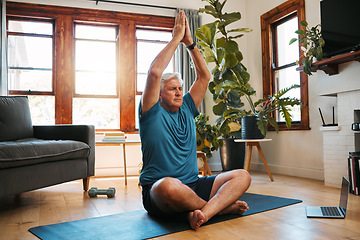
[102,131,126,142]
[348,152,360,195]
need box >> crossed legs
[150,169,251,229]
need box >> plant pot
[241,116,265,139]
[220,138,245,171]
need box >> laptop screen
[339,177,350,214]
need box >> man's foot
[188,209,206,230]
[219,200,249,215]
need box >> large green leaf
[195,22,217,46]
[300,20,308,27]
[197,41,210,49]
[216,47,225,65]
[267,116,279,133]
[217,79,239,92]
[279,105,292,129]
[219,12,241,27]
[224,40,239,53]
[227,90,241,107]
[208,81,216,94]
[228,28,252,33]
[212,68,221,84]
[257,117,267,137]
[222,68,236,82]
[289,38,298,45]
[219,118,231,138]
[274,84,300,99]
[295,30,306,35]
[213,101,227,116]
[224,53,238,68]
[229,34,244,40]
[235,51,243,62]
[240,71,250,82]
[199,5,219,18]
[204,47,216,63]
[216,37,226,48]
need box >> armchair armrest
[33,125,95,176]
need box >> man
[139,10,251,230]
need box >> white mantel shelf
[320,126,340,131]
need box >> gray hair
[160,73,183,91]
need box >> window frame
[7,17,55,96]
[73,22,120,99]
[135,27,174,96]
[260,0,309,131]
[6,2,174,132]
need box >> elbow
[202,70,211,83]
[147,68,162,81]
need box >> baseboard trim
[95,167,140,177]
[209,162,324,180]
[250,162,324,180]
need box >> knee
[152,177,182,201]
[233,169,252,186]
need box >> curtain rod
[89,0,177,11]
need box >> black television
[320,0,360,58]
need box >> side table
[96,140,141,185]
[234,139,273,181]
[197,152,212,176]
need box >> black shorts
[142,175,217,217]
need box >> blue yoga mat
[29,193,302,240]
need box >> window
[135,29,173,129]
[272,14,301,122]
[261,0,309,131]
[73,23,119,129]
[7,19,55,124]
[6,2,174,131]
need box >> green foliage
[252,84,302,136]
[195,113,223,158]
[197,0,301,138]
[289,20,325,75]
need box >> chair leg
[83,178,90,192]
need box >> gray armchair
[0,96,95,198]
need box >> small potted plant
[289,20,325,75]
[195,113,223,159]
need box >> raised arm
[140,11,186,115]
[182,19,211,109]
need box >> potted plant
[289,20,325,75]
[195,0,301,169]
[195,113,223,159]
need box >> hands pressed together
[173,10,193,47]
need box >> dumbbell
[88,187,116,198]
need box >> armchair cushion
[0,96,33,141]
[0,138,90,169]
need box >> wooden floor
[1,172,360,240]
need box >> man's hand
[173,11,186,42]
[181,17,194,47]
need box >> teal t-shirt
[139,93,200,186]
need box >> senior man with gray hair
[138,10,251,230]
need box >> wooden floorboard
[0,172,359,240]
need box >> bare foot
[188,209,206,230]
[219,200,249,215]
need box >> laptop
[306,176,350,219]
